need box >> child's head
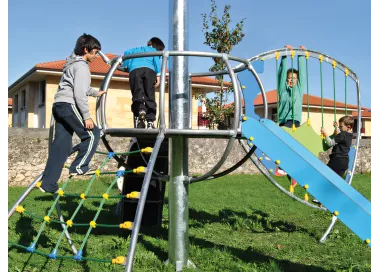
[286,69,299,88]
[338,115,354,132]
[74,33,101,62]
[148,37,165,51]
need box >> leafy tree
[196,0,245,129]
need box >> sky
[7,0,371,108]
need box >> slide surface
[242,116,371,246]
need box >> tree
[196,0,245,129]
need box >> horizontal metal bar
[104,128,236,138]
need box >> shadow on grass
[189,208,320,240]
[139,232,332,272]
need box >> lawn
[8,173,371,271]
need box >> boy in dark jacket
[321,115,354,177]
[40,33,106,193]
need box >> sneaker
[147,121,155,129]
[138,110,146,121]
[312,199,320,204]
[135,116,146,129]
[275,168,287,177]
[39,186,59,194]
[69,169,96,176]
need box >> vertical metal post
[167,0,194,270]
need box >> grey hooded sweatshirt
[54,53,99,120]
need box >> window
[39,81,46,107]
[14,94,18,113]
[271,108,278,122]
[21,90,26,110]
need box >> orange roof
[353,110,371,117]
[254,90,359,109]
[35,53,222,86]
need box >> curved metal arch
[243,48,359,82]
[96,50,262,184]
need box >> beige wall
[363,119,371,136]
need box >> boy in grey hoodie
[40,33,106,193]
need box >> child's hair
[287,68,299,78]
[74,33,101,56]
[148,37,165,51]
[339,115,354,127]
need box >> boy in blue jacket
[40,34,106,193]
[122,37,165,129]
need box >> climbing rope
[305,51,311,126]
[332,60,337,123]
[9,147,153,265]
[319,55,324,138]
[275,51,280,124]
[291,50,296,131]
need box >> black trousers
[279,120,300,128]
[41,102,100,192]
[129,67,157,121]
[328,156,349,177]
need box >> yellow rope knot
[292,124,296,132]
[102,193,109,200]
[275,160,280,165]
[365,239,371,244]
[44,216,50,223]
[249,137,254,141]
[90,221,97,228]
[291,50,295,58]
[16,206,25,214]
[95,170,101,177]
[133,166,145,174]
[80,193,86,200]
[275,52,280,60]
[119,221,133,230]
[289,185,294,194]
[259,157,263,161]
[345,68,349,76]
[141,147,153,153]
[307,118,311,126]
[66,220,73,227]
[319,55,324,62]
[126,191,140,199]
[35,182,42,188]
[57,189,64,196]
[332,60,337,68]
[241,85,246,89]
[333,211,339,216]
[304,193,309,202]
[112,256,125,265]
[305,51,310,59]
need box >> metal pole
[167,0,194,270]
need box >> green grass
[8,173,371,271]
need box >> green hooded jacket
[277,55,306,124]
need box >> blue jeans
[41,102,100,192]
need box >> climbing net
[8,148,153,266]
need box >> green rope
[333,62,337,122]
[8,241,112,263]
[276,55,279,123]
[291,56,295,125]
[31,177,72,247]
[345,69,348,115]
[319,56,324,128]
[53,156,112,252]
[79,176,119,252]
[306,56,310,120]
[95,150,141,156]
